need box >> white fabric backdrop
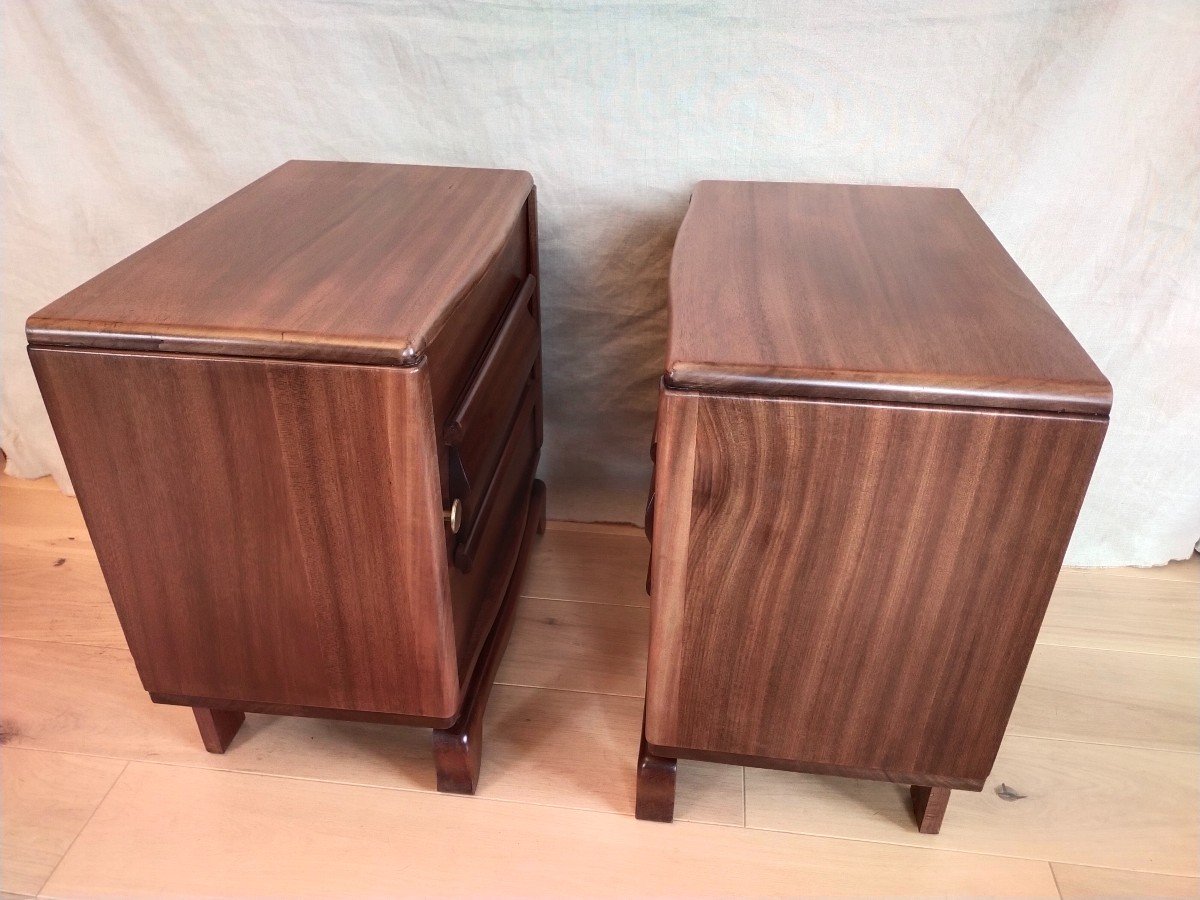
[3,0,1198,566]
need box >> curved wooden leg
[192,707,244,754]
[636,723,677,822]
[432,480,546,794]
[911,785,952,834]
[432,712,483,794]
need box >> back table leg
[911,785,952,834]
[192,707,245,753]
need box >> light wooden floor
[2,473,1197,898]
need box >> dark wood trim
[644,738,984,792]
[153,693,459,729]
[433,479,545,794]
[526,187,540,311]
[666,363,1112,416]
[27,328,428,368]
[666,181,1112,416]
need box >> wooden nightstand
[638,181,1110,832]
[28,161,545,794]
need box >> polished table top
[667,180,1110,414]
[28,160,532,366]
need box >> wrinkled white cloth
[3,0,1198,566]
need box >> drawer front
[445,274,539,526]
[453,379,539,573]
[426,200,531,424]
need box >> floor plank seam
[520,591,649,609]
[0,636,125,650]
[1072,568,1199,584]
[1003,731,1200,756]
[1051,861,1200,878]
[493,678,644,699]
[1048,859,1065,899]
[35,759,129,896]
[1032,638,1200,660]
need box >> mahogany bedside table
[637,181,1110,832]
[28,161,545,794]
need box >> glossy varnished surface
[27,161,533,366]
[645,390,1107,786]
[26,163,543,771]
[667,181,1111,414]
[30,348,461,719]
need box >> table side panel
[645,391,1106,784]
[29,348,460,719]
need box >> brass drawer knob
[444,499,462,534]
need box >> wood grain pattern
[668,181,1112,414]
[25,164,544,777]
[27,161,532,368]
[646,390,1107,787]
[30,348,462,720]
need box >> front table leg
[432,479,546,795]
[911,785,952,834]
[432,709,483,795]
[192,707,245,753]
[635,726,677,822]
